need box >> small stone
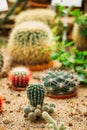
[5,100,11,104]
[83,112,87,116]
[24,114,28,118]
[3,119,10,124]
[17,93,21,96]
[69,123,73,127]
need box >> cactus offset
[72,14,87,51]
[42,70,79,95]
[42,111,70,130]
[9,67,31,89]
[15,9,56,28]
[27,84,45,107]
[8,21,53,65]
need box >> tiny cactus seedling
[15,9,56,28]
[42,70,79,95]
[27,84,45,107]
[42,111,70,130]
[9,67,31,90]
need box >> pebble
[3,119,11,124]
[5,100,11,104]
[83,112,87,117]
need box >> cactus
[27,84,45,107]
[9,67,31,89]
[42,70,79,95]
[72,14,87,51]
[42,111,70,130]
[0,53,4,72]
[8,21,53,65]
[15,9,56,28]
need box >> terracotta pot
[28,0,50,8]
[9,85,27,91]
[13,61,53,71]
[46,91,77,99]
[0,96,3,112]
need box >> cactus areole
[8,67,31,91]
[27,84,45,107]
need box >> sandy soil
[0,73,87,130]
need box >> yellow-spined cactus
[15,9,56,28]
[72,14,87,51]
[7,21,54,65]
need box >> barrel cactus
[72,14,87,51]
[15,9,56,28]
[0,53,3,72]
[9,67,31,90]
[27,84,45,107]
[42,70,79,95]
[8,21,53,66]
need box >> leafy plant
[51,40,87,84]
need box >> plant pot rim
[28,0,50,8]
[46,91,77,99]
[10,85,27,91]
[12,61,53,71]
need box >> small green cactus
[15,9,56,28]
[42,70,79,95]
[42,111,70,130]
[72,14,87,51]
[8,21,53,65]
[27,84,45,107]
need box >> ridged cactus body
[72,14,87,51]
[15,9,56,28]
[0,53,4,72]
[8,21,53,65]
[27,84,45,107]
[42,70,79,95]
[9,67,31,89]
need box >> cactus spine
[42,112,70,130]
[42,70,79,95]
[15,9,56,28]
[72,14,87,51]
[27,84,45,107]
[8,21,53,65]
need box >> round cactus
[9,67,31,90]
[15,9,56,28]
[42,70,80,95]
[8,21,53,65]
[0,53,4,72]
[27,84,45,107]
[72,14,87,51]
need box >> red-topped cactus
[9,67,31,91]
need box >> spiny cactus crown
[27,84,45,107]
[0,53,3,72]
[15,9,56,27]
[9,21,53,46]
[11,67,29,76]
[42,70,79,95]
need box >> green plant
[42,70,79,95]
[0,0,27,25]
[51,40,87,84]
[15,9,56,28]
[42,111,70,130]
[27,84,45,107]
[8,21,53,65]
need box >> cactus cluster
[72,14,87,51]
[24,84,55,121]
[42,70,79,95]
[9,67,31,90]
[8,21,53,65]
[42,112,70,130]
[0,53,4,72]
[15,9,56,28]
